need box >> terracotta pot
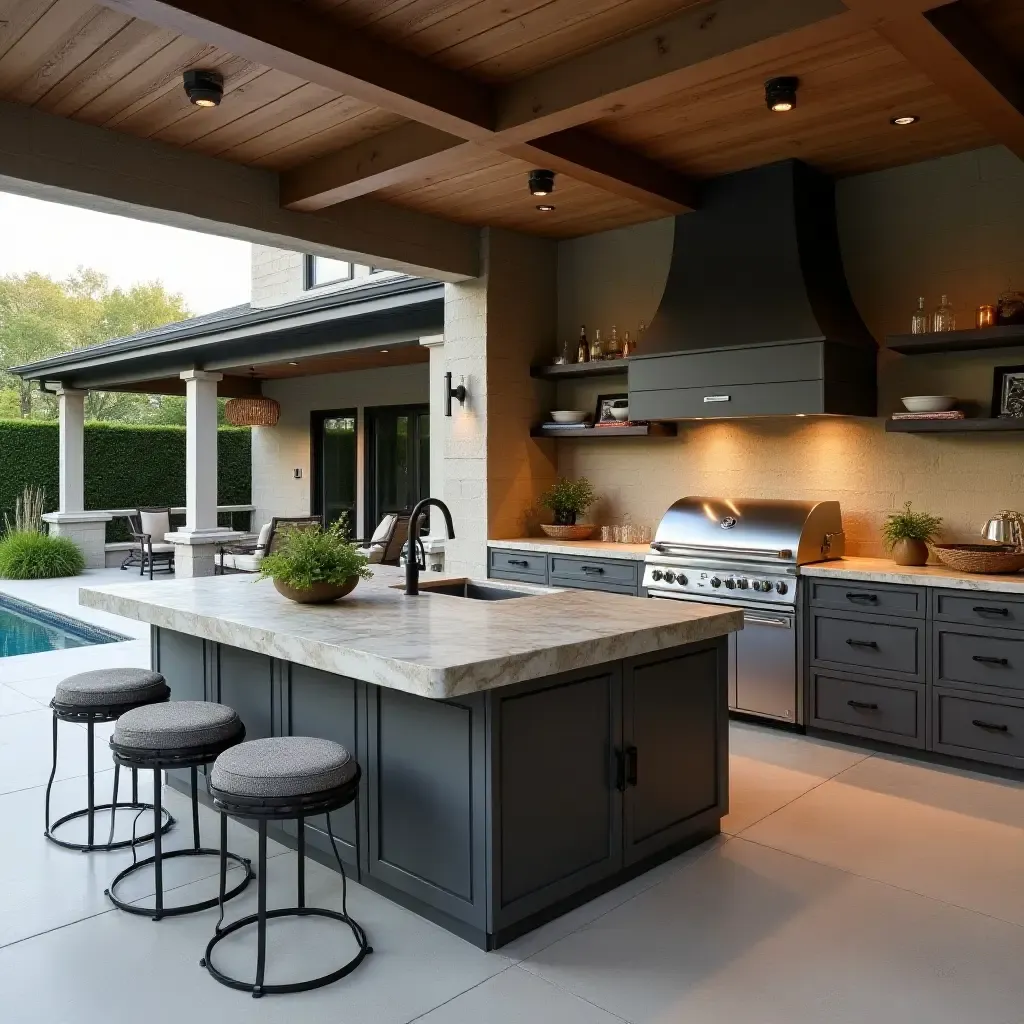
[890,537,930,567]
[272,577,359,603]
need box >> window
[304,255,353,289]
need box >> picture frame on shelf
[991,364,1024,418]
[595,393,628,424]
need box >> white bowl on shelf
[609,406,630,421]
[549,410,589,424]
[901,395,957,413]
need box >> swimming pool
[0,595,128,658]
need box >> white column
[57,386,86,513]
[182,369,222,532]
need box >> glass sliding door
[366,405,429,532]
[311,410,357,535]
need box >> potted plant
[258,521,373,603]
[539,477,597,540]
[882,501,942,566]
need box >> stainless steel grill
[644,496,845,725]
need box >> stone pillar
[168,369,242,577]
[42,387,111,569]
[419,332,447,559]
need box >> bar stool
[45,668,174,851]
[201,736,371,998]
[106,701,254,920]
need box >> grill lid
[650,497,844,565]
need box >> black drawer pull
[973,606,1010,617]
[972,719,1009,733]
[972,655,1009,666]
[581,565,605,575]
[847,699,879,712]
[625,745,638,787]
[846,638,879,649]
[507,559,530,568]
[846,592,879,604]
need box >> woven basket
[932,544,1024,574]
[540,524,596,541]
[224,396,281,427]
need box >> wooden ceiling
[0,0,1020,244]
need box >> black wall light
[444,372,467,417]
[528,169,555,196]
[183,69,224,107]
[765,76,799,112]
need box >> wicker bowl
[932,544,1024,574]
[540,524,597,541]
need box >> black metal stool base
[106,847,253,919]
[201,906,371,997]
[44,800,174,852]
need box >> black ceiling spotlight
[765,76,799,113]
[183,69,224,108]
[528,169,555,196]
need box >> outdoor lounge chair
[215,515,322,575]
[352,512,416,567]
[121,507,175,580]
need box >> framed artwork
[595,393,628,424]
[991,365,1024,418]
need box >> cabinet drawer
[809,580,924,618]
[489,548,547,581]
[811,612,923,681]
[549,556,638,589]
[933,688,1024,768]
[933,591,1024,630]
[810,672,924,747]
[934,627,1024,694]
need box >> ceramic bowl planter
[273,577,360,604]
[890,537,930,567]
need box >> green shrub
[0,530,85,579]
[258,521,373,590]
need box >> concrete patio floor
[1,573,1023,1022]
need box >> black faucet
[405,498,455,595]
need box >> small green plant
[0,530,85,579]
[882,501,943,549]
[540,477,597,525]
[3,485,46,535]
[258,520,372,591]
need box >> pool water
[0,595,126,658]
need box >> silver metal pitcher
[982,511,1024,551]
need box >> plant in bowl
[539,477,597,539]
[258,520,373,603]
[881,501,943,566]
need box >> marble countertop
[80,566,741,700]
[489,538,650,561]
[801,557,1024,593]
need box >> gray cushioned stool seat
[54,667,168,708]
[114,701,243,751]
[211,736,357,799]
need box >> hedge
[0,420,251,541]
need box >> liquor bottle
[636,319,647,351]
[576,325,590,363]
[621,330,634,357]
[590,328,604,361]
[932,294,955,333]
[606,325,621,358]
[911,297,928,334]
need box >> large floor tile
[742,752,1024,926]
[521,838,1024,1024]
[1,640,152,697]
[0,854,509,1024]
[414,965,626,1023]
[0,708,93,795]
[0,684,43,716]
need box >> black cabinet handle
[972,655,1009,666]
[846,592,878,604]
[507,559,529,568]
[847,699,879,711]
[614,749,627,792]
[625,745,638,787]
[974,606,1010,617]
[581,565,605,574]
[972,719,1009,733]
[846,638,879,649]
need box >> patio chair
[215,516,322,575]
[121,507,175,580]
[352,511,415,567]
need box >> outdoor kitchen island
[80,567,741,949]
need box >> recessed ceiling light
[381,349,390,354]
[287,361,298,366]
[765,76,799,113]
[536,204,556,212]
[183,69,223,108]
[890,115,919,126]
[528,169,554,196]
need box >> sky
[0,190,252,315]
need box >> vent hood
[629,160,877,420]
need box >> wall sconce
[444,372,467,417]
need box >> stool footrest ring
[44,801,174,852]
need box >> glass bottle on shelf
[576,325,590,363]
[932,294,955,333]
[590,328,604,361]
[621,330,634,357]
[636,319,647,351]
[606,325,621,358]
[911,297,928,334]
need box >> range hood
[629,160,877,420]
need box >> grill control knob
[760,579,773,592]
[676,573,687,586]
[663,570,676,584]
[651,569,663,582]
[775,580,788,595]
[710,576,722,589]
[724,577,736,590]
[736,578,749,590]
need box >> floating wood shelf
[885,418,1024,434]
[887,324,1024,355]
[530,360,629,380]
[531,423,676,439]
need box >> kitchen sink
[416,580,532,601]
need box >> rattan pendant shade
[224,396,280,427]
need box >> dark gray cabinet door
[934,626,1024,695]
[216,645,276,740]
[809,671,925,748]
[153,628,207,701]
[810,610,924,682]
[548,555,639,592]
[932,687,1024,769]
[622,642,726,865]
